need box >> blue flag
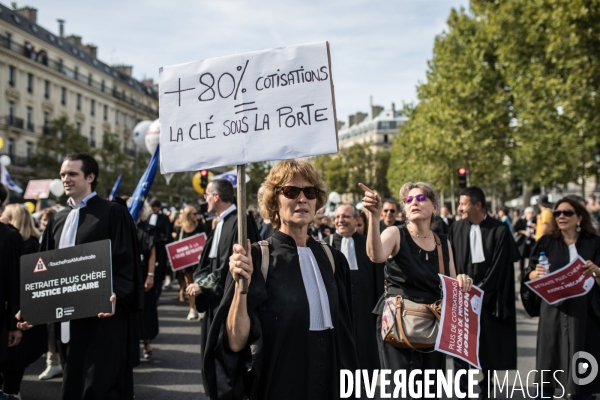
[128,145,159,222]
[108,174,123,201]
[1,164,23,193]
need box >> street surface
[18,265,542,399]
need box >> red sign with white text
[24,179,52,199]
[524,256,595,305]
[435,275,483,369]
[165,233,207,271]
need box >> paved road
[17,265,546,400]
[19,285,209,400]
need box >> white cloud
[34,0,468,118]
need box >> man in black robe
[326,203,384,373]
[148,197,171,299]
[379,199,403,232]
[0,183,23,360]
[40,153,143,400]
[448,187,519,398]
[187,179,259,389]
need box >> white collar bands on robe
[58,192,97,250]
[58,191,97,344]
[297,246,334,331]
[340,236,359,270]
[208,204,237,258]
[469,214,487,264]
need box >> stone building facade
[0,3,158,180]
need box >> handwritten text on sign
[435,275,483,369]
[165,233,207,272]
[525,256,595,305]
[159,42,338,173]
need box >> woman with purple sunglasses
[360,181,473,397]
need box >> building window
[8,65,16,87]
[76,94,82,111]
[384,134,388,143]
[57,58,63,73]
[88,73,92,86]
[90,100,95,116]
[43,112,50,134]
[26,141,33,160]
[27,73,33,93]
[44,80,50,99]
[124,114,128,129]
[115,110,120,126]
[7,138,15,157]
[101,80,105,92]
[103,105,108,121]
[26,107,33,131]
[76,122,81,133]
[90,126,96,148]
[61,87,67,105]
[5,32,11,50]
[74,66,79,80]
[8,101,15,119]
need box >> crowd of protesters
[1,154,600,399]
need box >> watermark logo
[56,307,63,318]
[572,351,598,386]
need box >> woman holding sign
[359,182,472,387]
[203,160,358,399]
[173,205,205,320]
[522,197,600,399]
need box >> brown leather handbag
[381,232,444,351]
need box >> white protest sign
[158,41,338,173]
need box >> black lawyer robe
[41,195,144,400]
[447,217,519,371]
[193,210,260,390]
[522,235,600,395]
[203,231,359,400]
[0,222,23,363]
[326,232,384,372]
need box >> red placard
[165,233,207,271]
[524,256,595,305]
[435,275,484,369]
[24,179,52,199]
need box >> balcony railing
[5,116,24,129]
[0,153,31,167]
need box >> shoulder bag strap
[432,232,444,275]
[317,240,335,274]
[259,240,269,282]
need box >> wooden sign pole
[236,164,249,294]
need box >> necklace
[409,229,434,260]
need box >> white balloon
[328,191,341,204]
[145,119,160,154]
[49,179,64,197]
[133,120,152,149]
[0,155,11,166]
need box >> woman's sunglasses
[553,209,576,218]
[403,194,428,203]
[278,186,321,200]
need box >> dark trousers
[0,369,25,394]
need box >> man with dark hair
[148,197,172,298]
[327,203,384,373]
[448,186,519,398]
[0,182,23,369]
[186,178,259,390]
[38,153,143,400]
[379,198,402,232]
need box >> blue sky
[33,0,469,120]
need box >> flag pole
[236,164,249,294]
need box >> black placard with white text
[20,240,113,325]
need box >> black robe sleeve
[109,203,145,313]
[520,238,546,317]
[0,223,23,332]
